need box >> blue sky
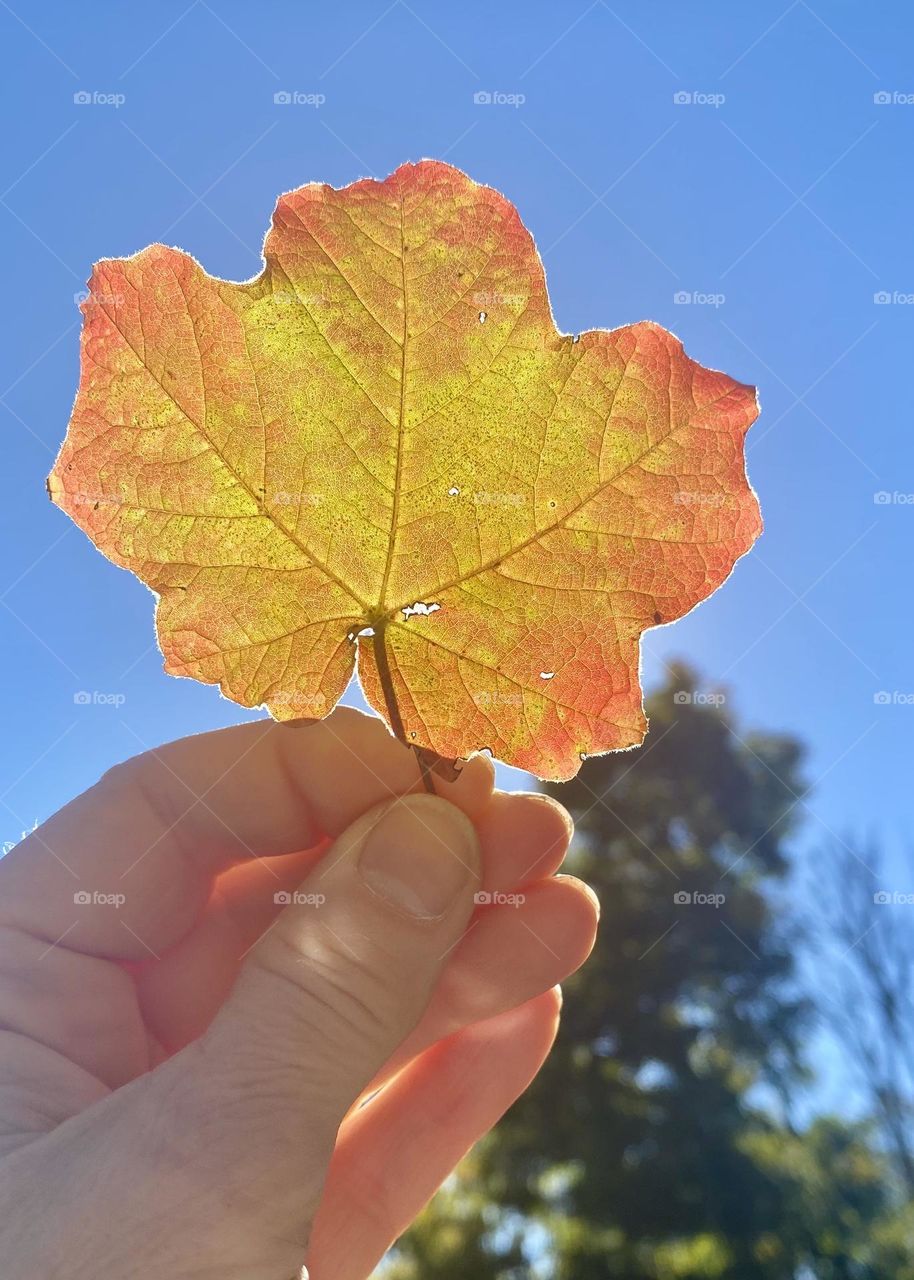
[1,0,911,927]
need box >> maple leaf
[49,160,760,781]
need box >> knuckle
[255,922,397,1058]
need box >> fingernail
[358,795,479,919]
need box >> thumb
[206,792,482,1122]
[179,791,482,1260]
[0,795,482,1280]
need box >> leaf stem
[371,623,435,794]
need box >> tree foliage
[387,665,912,1278]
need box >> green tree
[387,667,914,1277]
[742,1117,913,1278]
[389,663,810,1278]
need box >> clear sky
[1,0,911,920]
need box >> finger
[379,875,596,1084]
[306,989,562,1280]
[476,790,571,891]
[0,708,494,959]
[134,791,574,1051]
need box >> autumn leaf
[49,160,760,781]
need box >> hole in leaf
[448,486,460,496]
[356,625,375,638]
[540,671,555,680]
[478,311,487,323]
[402,601,441,619]
[572,334,580,344]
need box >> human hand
[0,708,598,1279]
